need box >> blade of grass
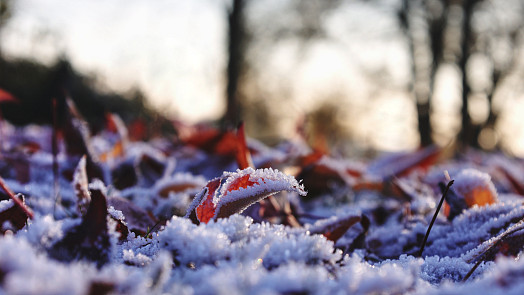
[418,179,454,257]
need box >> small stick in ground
[418,178,454,257]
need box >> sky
[2,0,227,122]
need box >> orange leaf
[443,169,498,220]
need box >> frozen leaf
[297,154,362,197]
[185,168,306,224]
[309,213,361,243]
[0,176,33,220]
[367,145,441,179]
[155,173,206,198]
[463,219,524,281]
[49,185,110,267]
[111,160,137,190]
[107,196,158,236]
[444,169,498,220]
[0,199,29,233]
[73,155,91,215]
[99,113,127,162]
[59,98,104,181]
[136,153,166,186]
[496,163,524,196]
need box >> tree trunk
[223,0,245,128]
[458,0,476,148]
[399,0,434,147]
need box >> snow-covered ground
[1,119,524,294]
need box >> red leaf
[0,89,18,103]
[186,168,306,224]
[194,178,221,224]
[175,122,238,156]
[128,119,147,142]
[235,122,254,169]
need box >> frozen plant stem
[0,176,34,219]
[418,179,454,257]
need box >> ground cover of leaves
[1,109,524,294]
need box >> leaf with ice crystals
[366,145,440,180]
[72,155,90,215]
[49,184,111,267]
[309,212,361,243]
[185,168,306,224]
[444,169,498,220]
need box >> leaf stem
[418,179,454,257]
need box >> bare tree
[399,0,449,147]
[222,0,246,128]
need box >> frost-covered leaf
[0,199,29,233]
[297,154,362,198]
[186,168,306,224]
[49,182,111,267]
[107,196,157,236]
[309,212,361,243]
[0,176,33,220]
[73,155,90,215]
[444,169,498,220]
[367,145,441,179]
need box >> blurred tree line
[0,0,169,135]
[1,0,524,154]
[223,0,524,154]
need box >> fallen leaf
[49,183,110,267]
[186,168,306,224]
[0,89,18,103]
[73,155,91,215]
[309,213,361,243]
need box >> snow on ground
[1,121,524,294]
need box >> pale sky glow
[0,0,424,152]
[3,0,227,122]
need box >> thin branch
[463,220,524,282]
[418,179,454,257]
[0,175,34,219]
